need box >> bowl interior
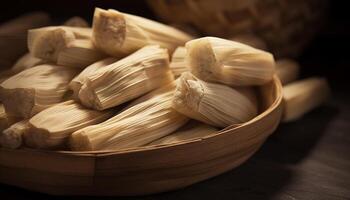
[0,76,283,196]
[53,75,283,155]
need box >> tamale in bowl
[0,75,283,196]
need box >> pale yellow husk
[125,79,177,109]
[28,26,92,62]
[76,45,174,110]
[9,17,88,72]
[275,59,300,85]
[172,72,258,128]
[69,57,119,100]
[186,37,275,86]
[0,120,29,149]
[11,53,44,73]
[24,100,114,149]
[69,82,188,151]
[92,8,193,57]
[170,46,187,77]
[148,122,217,145]
[56,39,107,68]
[2,52,45,83]
[0,64,79,118]
[283,77,330,122]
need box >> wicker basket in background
[147,0,328,58]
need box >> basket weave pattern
[148,0,328,57]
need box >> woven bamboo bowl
[0,76,283,196]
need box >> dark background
[1,0,349,199]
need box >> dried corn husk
[92,8,193,57]
[69,82,188,151]
[0,64,79,118]
[125,79,177,109]
[28,26,92,62]
[172,37,268,78]
[11,53,44,73]
[54,18,103,68]
[148,122,217,145]
[230,34,268,50]
[0,120,29,149]
[275,59,300,85]
[24,100,114,149]
[64,16,89,27]
[170,46,187,77]
[9,17,88,73]
[0,12,50,68]
[2,53,44,84]
[69,57,118,99]
[76,45,174,110]
[172,72,258,128]
[283,77,330,122]
[186,37,275,86]
[56,39,107,68]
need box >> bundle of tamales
[0,8,330,151]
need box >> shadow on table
[259,104,338,164]
[0,158,294,200]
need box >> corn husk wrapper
[170,46,187,77]
[172,72,258,128]
[0,64,79,118]
[69,82,189,151]
[148,122,217,146]
[0,120,29,149]
[11,53,44,73]
[92,8,193,57]
[24,100,114,149]
[8,17,88,73]
[2,52,44,84]
[70,57,118,100]
[124,79,177,109]
[186,37,275,86]
[28,26,92,62]
[283,77,330,122]
[56,39,107,68]
[275,59,300,85]
[76,45,174,110]
[171,38,268,78]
